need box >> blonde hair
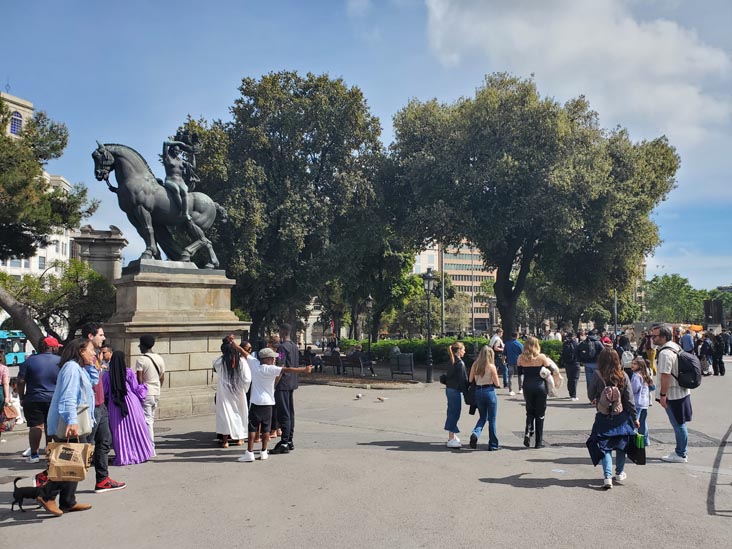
[521,336,541,360]
[448,341,465,365]
[472,345,494,378]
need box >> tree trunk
[249,310,266,345]
[0,286,44,351]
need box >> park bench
[389,352,415,380]
[321,354,369,376]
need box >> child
[630,357,653,446]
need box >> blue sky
[4,0,731,289]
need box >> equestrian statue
[92,132,226,269]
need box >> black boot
[534,416,545,448]
[524,416,533,447]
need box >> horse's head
[92,141,114,181]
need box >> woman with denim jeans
[468,346,500,450]
[587,348,639,490]
[444,341,467,448]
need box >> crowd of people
[3,323,166,517]
[442,323,702,489]
[0,318,717,515]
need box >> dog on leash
[11,477,40,512]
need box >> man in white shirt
[652,324,691,463]
[238,347,312,462]
[135,334,165,450]
[489,328,506,389]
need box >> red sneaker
[94,477,126,493]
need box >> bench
[321,354,370,376]
[390,353,414,380]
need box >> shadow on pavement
[357,440,470,452]
[480,473,602,491]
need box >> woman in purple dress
[103,351,155,465]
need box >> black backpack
[660,347,702,389]
[561,340,576,364]
[577,338,598,363]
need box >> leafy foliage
[0,260,115,343]
[0,98,97,260]
[393,74,678,333]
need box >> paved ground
[1,362,731,548]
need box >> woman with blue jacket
[37,339,96,517]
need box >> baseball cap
[258,348,278,359]
[43,336,63,348]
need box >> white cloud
[347,0,372,18]
[424,0,732,149]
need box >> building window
[22,259,30,268]
[10,111,23,135]
[62,242,67,256]
[9,258,21,268]
[54,241,59,253]
[38,256,46,269]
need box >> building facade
[414,243,497,335]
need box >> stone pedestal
[104,259,250,417]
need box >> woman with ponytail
[444,341,468,448]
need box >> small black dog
[11,477,40,512]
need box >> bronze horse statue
[92,142,226,268]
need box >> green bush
[335,336,563,366]
[540,339,562,364]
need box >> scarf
[108,351,129,417]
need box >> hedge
[332,337,563,366]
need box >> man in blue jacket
[503,332,524,396]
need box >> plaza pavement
[1,361,731,548]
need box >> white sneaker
[259,450,268,460]
[22,447,32,457]
[518,389,523,394]
[571,397,579,401]
[614,471,627,484]
[603,478,613,490]
[508,391,516,396]
[237,451,255,462]
[446,438,462,448]
[661,453,688,463]
[26,454,40,464]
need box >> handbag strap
[144,354,162,378]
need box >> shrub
[540,339,562,364]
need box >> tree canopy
[0,97,97,260]
[183,71,383,337]
[392,73,678,333]
[0,259,115,344]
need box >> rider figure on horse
[161,130,201,222]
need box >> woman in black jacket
[444,341,467,449]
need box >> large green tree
[393,74,678,333]
[645,274,705,323]
[188,72,382,338]
[0,98,96,260]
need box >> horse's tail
[214,202,229,224]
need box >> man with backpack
[652,324,692,463]
[561,332,580,401]
[577,329,604,401]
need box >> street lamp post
[365,294,374,361]
[423,267,436,383]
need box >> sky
[3,0,731,289]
